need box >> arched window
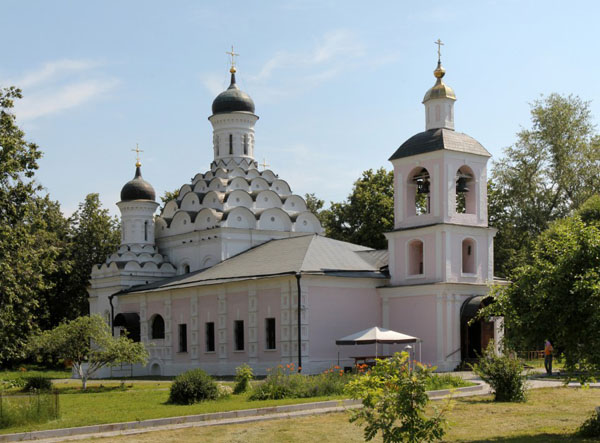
[455,167,476,214]
[144,220,148,241]
[408,240,424,276]
[462,238,476,274]
[243,134,248,155]
[229,134,233,155]
[184,264,190,274]
[151,315,165,340]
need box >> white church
[88,49,502,376]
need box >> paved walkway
[4,374,599,443]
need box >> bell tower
[379,42,498,371]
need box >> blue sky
[3,0,599,216]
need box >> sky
[3,0,600,216]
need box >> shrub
[168,369,218,404]
[577,409,600,438]
[344,352,447,442]
[249,363,351,400]
[470,341,527,402]
[216,383,233,398]
[233,364,254,394]
[22,376,53,392]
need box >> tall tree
[490,94,600,276]
[59,193,120,321]
[0,87,56,363]
[322,168,393,249]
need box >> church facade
[88,53,501,377]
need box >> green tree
[160,188,179,211]
[345,352,447,442]
[29,315,148,389]
[58,194,120,321]
[322,168,393,249]
[482,195,600,377]
[0,87,59,363]
[490,94,600,277]
[304,193,325,223]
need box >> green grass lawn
[0,373,472,435]
[0,380,344,435]
[0,366,72,381]
[87,388,600,442]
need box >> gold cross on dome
[259,158,270,170]
[131,143,144,167]
[226,45,239,72]
[434,38,444,62]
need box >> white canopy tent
[336,326,421,361]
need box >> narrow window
[462,239,476,274]
[183,264,190,274]
[144,221,148,241]
[243,134,248,155]
[234,320,244,351]
[229,134,233,155]
[151,315,165,339]
[205,322,215,352]
[265,318,276,350]
[178,324,187,352]
[408,240,424,276]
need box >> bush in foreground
[577,409,600,438]
[344,352,447,442]
[471,341,527,402]
[168,369,218,405]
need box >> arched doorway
[460,296,494,362]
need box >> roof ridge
[298,233,320,272]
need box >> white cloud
[6,59,118,121]
[250,30,366,84]
[16,79,119,120]
[17,59,101,89]
[199,29,390,104]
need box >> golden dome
[423,61,456,103]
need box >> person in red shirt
[544,340,553,375]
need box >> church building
[88,48,501,376]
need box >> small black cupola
[120,164,156,202]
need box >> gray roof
[122,234,387,294]
[389,128,491,160]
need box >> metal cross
[434,39,444,62]
[259,158,270,170]
[226,46,239,70]
[132,143,144,167]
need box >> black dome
[211,72,255,115]
[120,166,156,201]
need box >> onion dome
[120,165,156,201]
[422,60,456,103]
[211,69,255,115]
